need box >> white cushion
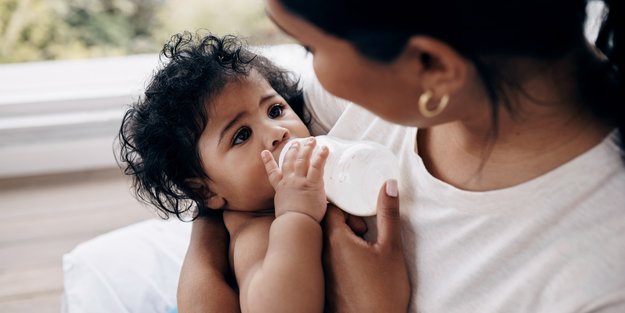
[62,219,191,313]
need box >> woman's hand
[323,180,410,313]
[262,137,329,222]
[177,213,241,313]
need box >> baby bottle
[278,136,400,216]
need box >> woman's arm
[177,213,241,313]
[323,180,411,313]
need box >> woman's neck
[418,61,613,191]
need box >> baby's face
[197,71,310,212]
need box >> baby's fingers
[281,141,299,174]
[261,150,282,189]
[295,137,316,176]
[307,146,329,182]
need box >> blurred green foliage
[0,0,289,63]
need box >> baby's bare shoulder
[223,211,274,285]
[223,210,273,241]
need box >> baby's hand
[261,137,329,222]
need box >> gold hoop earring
[418,90,449,118]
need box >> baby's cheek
[253,187,275,211]
[296,123,311,138]
[249,174,276,209]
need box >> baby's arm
[227,212,323,313]
[233,138,328,313]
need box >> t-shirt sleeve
[300,56,351,136]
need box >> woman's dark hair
[117,31,306,221]
[280,0,624,160]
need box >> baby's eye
[232,127,251,146]
[268,104,284,119]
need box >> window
[0,0,290,178]
[0,0,289,63]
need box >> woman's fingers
[323,204,351,240]
[324,179,402,248]
[375,179,402,250]
[261,150,282,189]
[323,204,369,249]
[322,182,410,313]
[345,213,368,237]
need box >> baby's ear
[186,178,226,210]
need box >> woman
[178,0,625,312]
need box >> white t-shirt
[302,64,625,313]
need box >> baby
[117,32,329,313]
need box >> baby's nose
[269,127,290,149]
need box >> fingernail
[386,179,398,197]
[260,150,270,161]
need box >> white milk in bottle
[278,136,399,216]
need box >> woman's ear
[393,36,468,96]
[186,178,226,210]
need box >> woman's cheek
[314,66,352,103]
[313,57,341,94]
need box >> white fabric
[302,66,625,313]
[62,219,191,313]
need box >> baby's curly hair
[117,31,305,221]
